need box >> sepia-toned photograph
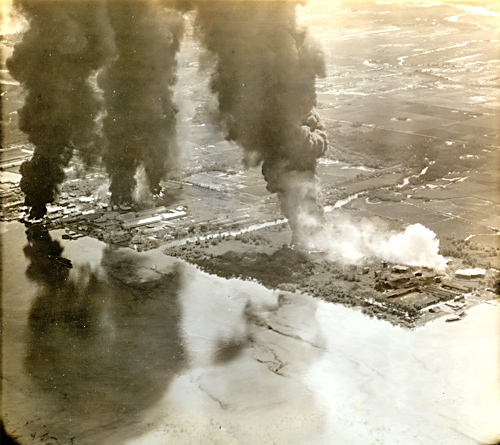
[1,0,499,443]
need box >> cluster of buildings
[43,185,271,252]
[198,211,260,233]
[0,172,24,220]
[454,268,486,280]
[46,199,188,250]
[368,262,488,313]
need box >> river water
[2,221,499,445]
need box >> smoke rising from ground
[194,1,328,242]
[306,217,447,271]
[9,1,446,273]
[7,0,114,218]
[99,1,184,204]
[9,0,184,214]
[10,0,326,235]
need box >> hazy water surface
[2,222,499,445]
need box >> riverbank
[163,223,499,329]
[3,221,500,444]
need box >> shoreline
[161,233,499,329]
[5,218,498,330]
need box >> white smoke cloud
[305,216,447,271]
[1,0,28,35]
[133,166,154,205]
[94,180,110,203]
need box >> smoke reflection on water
[19,225,324,443]
[2,223,498,443]
[22,225,187,440]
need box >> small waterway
[2,222,500,444]
[325,193,361,212]
[397,166,429,189]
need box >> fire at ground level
[2,151,499,328]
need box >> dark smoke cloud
[7,0,114,219]
[10,0,326,232]
[10,0,184,213]
[194,1,328,242]
[99,1,184,204]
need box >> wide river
[2,222,499,445]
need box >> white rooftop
[455,268,486,278]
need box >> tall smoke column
[7,0,114,219]
[194,1,328,242]
[99,1,184,205]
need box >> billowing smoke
[194,1,328,242]
[306,217,447,271]
[10,0,325,227]
[133,165,154,204]
[99,1,184,205]
[9,0,184,215]
[7,0,114,219]
[1,0,28,35]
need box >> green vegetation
[234,231,271,245]
[365,189,403,202]
[440,236,500,268]
[325,132,401,168]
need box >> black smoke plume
[194,1,328,242]
[7,0,114,219]
[99,1,184,204]
[10,0,326,231]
